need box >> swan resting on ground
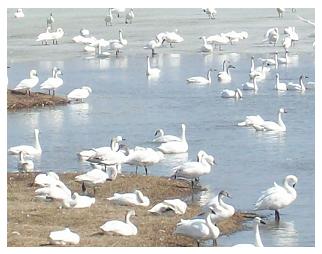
[148,199,187,215]
[49,228,80,245]
[107,190,150,207]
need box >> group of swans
[36,27,64,45]
[49,228,80,245]
[144,34,165,56]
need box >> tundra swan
[200,36,213,52]
[40,69,63,96]
[13,69,39,95]
[17,151,34,172]
[49,228,80,245]
[67,86,92,102]
[8,128,41,156]
[152,128,181,143]
[125,8,134,24]
[148,199,187,215]
[217,64,235,83]
[186,68,213,85]
[275,73,287,91]
[287,75,307,91]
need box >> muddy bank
[7,89,68,111]
[7,172,256,247]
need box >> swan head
[286,175,298,188]
[30,69,38,77]
[254,217,266,225]
[56,69,63,76]
[154,129,163,136]
[81,86,92,93]
[219,190,232,199]
[126,209,136,218]
[181,123,186,130]
[114,135,126,142]
[279,108,287,113]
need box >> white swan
[221,88,242,99]
[206,34,230,50]
[36,27,52,45]
[157,124,188,154]
[51,28,64,44]
[14,8,24,18]
[33,172,60,187]
[100,209,137,236]
[174,208,220,246]
[13,69,39,95]
[146,56,160,76]
[123,146,164,175]
[40,69,63,96]
[249,57,269,81]
[108,30,127,56]
[163,29,184,47]
[200,36,213,52]
[203,8,216,19]
[284,26,299,45]
[49,228,80,245]
[144,36,164,56]
[17,151,34,172]
[171,150,215,188]
[287,75,307,91]
[186,68,213,85]
[233,217,265,247]
[35,180,72,202]
[217,64,235,83]
[8,128,42,156]
[242,74,260,91]
[125,8,134,24]
[275,73,287,91]
[258,52,278,68]
[282,36,292,52]
[255,175,298,221]
[107,190,150,207]
[152,128,181,143]
[263,27,279,46]
[276,8,285,18]
[148,199,187,215]
[252,108,287,132]
[237,115,264,127]
[62,192,95,209]
[104,8,113,26]
[67,86,92,102]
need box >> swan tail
[237,121,247,127]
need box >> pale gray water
[7,8,314,247]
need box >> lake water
[7,8,315,247]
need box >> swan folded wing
[172,162,203,179]
[8,145,39,155]
[67,89,84,99]
[175,221,209,239]
[14,79,36,90]
[100,221,134,235]
[255,184,285,209]
[257,121,280,131]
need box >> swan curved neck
[181,126,186,141]
[283,178,295,194]
[277,111,285,129]
[34,131,41,150]
[254,223,263,247]
[206,213,218,237]
[251,58,255,71]
[207,70,212,81]
[147,57,151,71]
[299,76,306,90]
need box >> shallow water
[7,8,315,247]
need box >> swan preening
[8,128,42,156]
[49,228,80,245]
[252,108,287,132]
[186,68,213,85]
[263,27,279,46]
[13,69,39,95]
[171,150,215,188]
[287,75,308,91]
[255,175,298,221]
[157,124,188,154]
[174,207,220,247]
[161,29,184,47]
[153,128,181,143]
[233,217,265,247]
[67,86,92,102]
[40,68,63,96]
[100,209,137,236]
[107,190,150,207]
[221,88,242,99]
[17,151,34,172]
[148,199,187,215]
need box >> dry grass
[7,172,255,247]
[7,89,68,111]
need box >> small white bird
[148,199,187,215]
[125,8,134,24]
[100,209,137,236]
[206,34,230,50]
[13,69,39,95]
[8,129,42,156]
[237,115,264,127]
[49,228,80,245]
[252,108,287,132]
[67,86,92,102]
[186,68,213,85]
[17,151,34,172]
[274,73,287,91]
[14,8,24,18]
[40,69,63,96]
[33,172,60,187]
[255,175,298,221]
[107,190,150,207]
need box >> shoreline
[7,172,256,247]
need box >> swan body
[287,75,307,91]
[8,129,41,156]
[40,69,63,96]
[174,208,220,246]
[100,210,137,236]
[49,228,80,245]
[33,172,60,187]
[275,73,287,91]
[108,30,127,55]
[146,56,160,76]
[217,64,235,83]
[237,115,264,127]
[107,190,150,207]
[203,8,216,19]
[148,199,187,215]
[35,181,71,201]
[96,43,111,58]
[263,27,279,46]
[200,36,213,52]
[163,30,184,47]
[14,8,24,18]
[17,151,34,172]
[62,192,95,208]
[144,36,164,55]
[187,68,212,85]
[233,217,265,247]
[221,88,242,99]
[258,52,278,68]
[14,69,39,95]
[125,8,134,24]
[253,108,287,132]
[37,28,64,45]
[67,86,92,102]
[157,124,188,154]
[255,175,298,221]
[206,34,230,50]
[75,168,117,186]
[36,27,52,45]
[153,128,181,143]
[242,74,259,91]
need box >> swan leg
[53,89,55,96]
[81,182,86,194]
[197,241,200,247]
[152,49,155,56]
[213,239,217,246]
[275,210,280,221]
[144,166,148,176]
[135,166,138,175]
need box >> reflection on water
[68,103,90,124]
[167,53,181,67]
[264,220,299,247]
[42,108,64,131]
[255,130,286,144]
[111,55,128,69]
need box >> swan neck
[300,77,306,90]
[34,131,41,150]
[254,223,263,247]
[206,213,218,237]
[253,77,258,90]
[147,57,151,71]
[125,212,133,224]
[277,111,285,128]
[136,191,145,203]
[251,58,255,71]
[207,70,211,81]
[181,125,186,141]
[159,129,164,136]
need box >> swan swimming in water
[238,114,264,127]
[274,73,287,91]
[287,75,307,91]
[254,175,298,221]
[174,207,220,246]
[100,209,137,236]
[153,128,181,143]
[217,64,235,83]
[49,228,80,245]
[242,74,260,91]
[233,217,265,247]
[13,69,39,95]
[157,124,188,154]
[17,151,34,172]
[186,68,213,85]
[8,128,42,156]
[252,108,287,132]
[221,88,242,99]
[107,190,150,207]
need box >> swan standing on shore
[13,69,39,95]
[221,88,242,99]
[287,75,307,91]
[157,124,188,154]
[153,128,181,143]
[107,190,150,207]
[255,175,298,221]
[100,210,137,236]
[14,9,24,18]
[252,108,287,132]
[40,69,63,96]
[17,151,34,172]
[49,228,80,245]
[8,129,42,156]
[233,217,265,247]
[206,34,230,50]
[67,86,92,102]
[274,73,287,91]
[146,56,160,76]
[186,68,213,85]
